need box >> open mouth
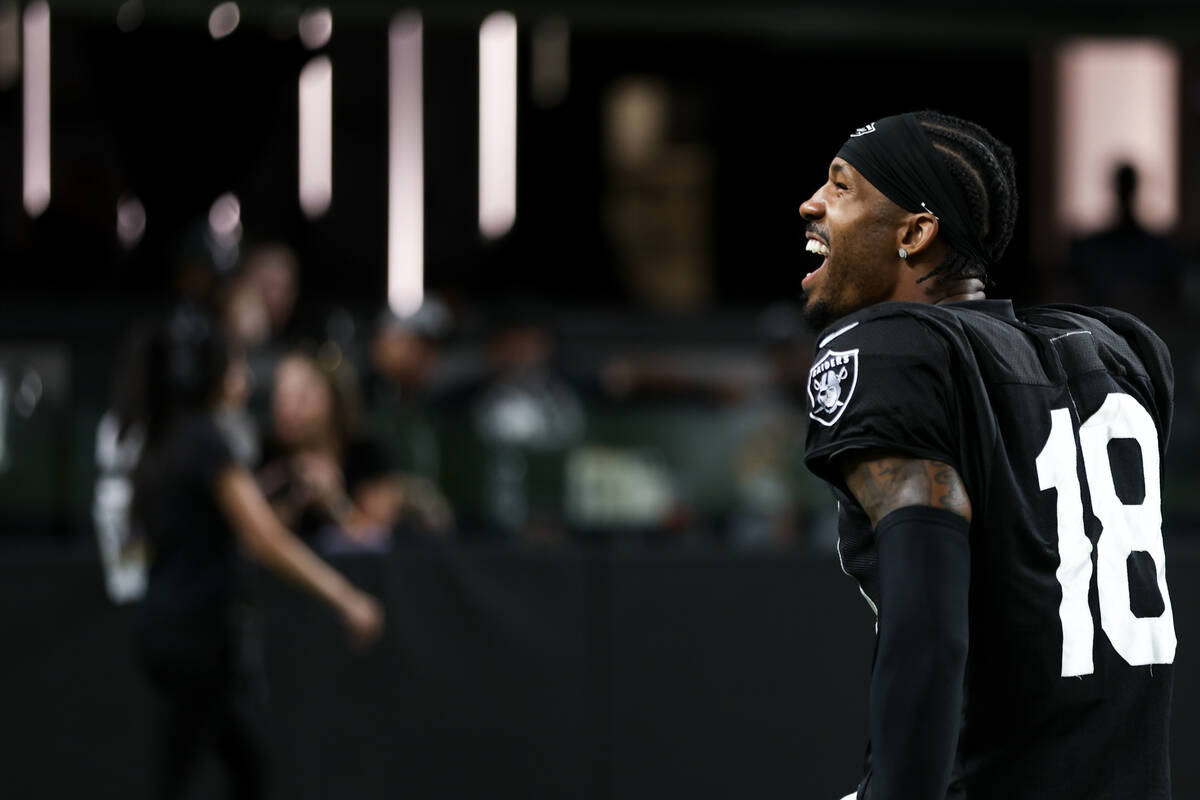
[802,235,830,290]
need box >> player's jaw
[800,224,839,331]
[800,216,904,333]
[803,218,879,334]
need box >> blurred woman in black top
[124,307,383,800]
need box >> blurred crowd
[74,159,1200,602]
[92,227,841,600]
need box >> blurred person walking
[122,306,384,800]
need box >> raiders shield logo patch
[807,348,859,427]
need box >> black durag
[836,113,990,268]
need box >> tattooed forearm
[842,451,973,527]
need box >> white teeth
[806,238,830,257]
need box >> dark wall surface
[4,548,1199,799]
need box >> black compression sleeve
[867,506,970,800]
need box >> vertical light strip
[298,55,333,219]
[388,12,423,316]
[478,11,517,239]
[22,1,50,218]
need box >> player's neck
[932,277,987,305]
[885,275,986,306]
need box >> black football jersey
[804,299,1175,800]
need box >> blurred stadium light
[388,11,424,317]
[116,194,146,249]
[299,7,332,50]
[208,192,242,241]
[478,11,518,239]
[22,0,49,219]
[208,2,240,39]
[298,55,333,219]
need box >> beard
[801,294,836,334]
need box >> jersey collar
[946,298,1017,320]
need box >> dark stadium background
[3,1,1200,797]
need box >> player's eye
[834,181,850,191]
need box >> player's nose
[799,191,825,221]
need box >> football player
[801,112,1175,799]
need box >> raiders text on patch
[808,348,860,428]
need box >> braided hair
[913,111,1018,286]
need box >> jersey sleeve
[804,313,960,489]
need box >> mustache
[805,223,830,244]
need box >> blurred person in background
[443,301,584,542]
[215,285,265,467]
[169,220,240,311]
[215,351,261,466]
[122,306,383,800]
[1067,162,1185,317]
[223,267,272,354]
[95,230,249,604]
[725,303,835,551]
[229,242,302,426]
[96,325,257,604]
[244,243,299,341]
[94,326,155,604]
[258,347,453,552]
[365,297,455,484]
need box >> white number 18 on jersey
[1035,392,1176,677]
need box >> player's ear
[897,211,939,258]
